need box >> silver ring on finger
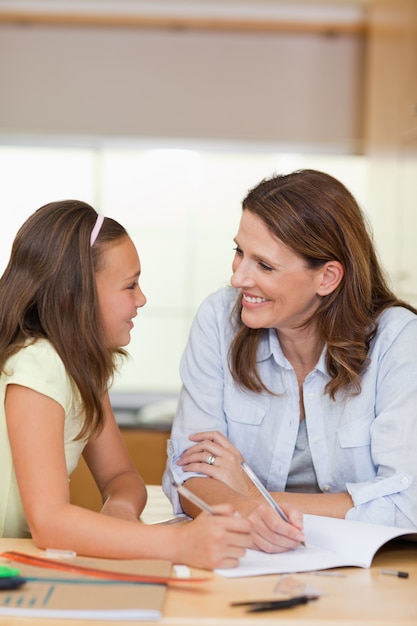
[206,454,216,466]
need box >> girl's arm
[5,384,251,567]
[81,392,147,521]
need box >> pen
[231,595,319,613]
[241,461,306,546]
[380,568,409,579]
[172,481,217,515]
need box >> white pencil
[241,461,306,546]
[172,481,218,515]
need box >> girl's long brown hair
[230,170,417,399]
[0,200,128,438]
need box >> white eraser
[173,564,191,578]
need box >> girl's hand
[177,431,254,495]
[174,504,251,570]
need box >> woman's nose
[231,262,252,288]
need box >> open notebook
[216,514,416,578]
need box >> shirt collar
[258,328,330,377]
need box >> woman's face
[231,210,326,335]
[95,236,146,348]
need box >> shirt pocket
[224,383,267,454]
[337,412,374,449]
[333,412,376,484]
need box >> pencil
[241,461,306,546]
[172,481,217,515]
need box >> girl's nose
[136,288,147,308]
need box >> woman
[163,169,417,553]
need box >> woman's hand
[177,431,305,554]
[246,501,304,553]
[177,430,254,495]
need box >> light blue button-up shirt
[163,287,417,530]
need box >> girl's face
[95,236,146,348]
[231,210,327,335]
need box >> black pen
[231,595,319,613]
[380,568,409,579]
[241,461,306,546]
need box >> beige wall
[0,144,369,393]
[1,1,416,394]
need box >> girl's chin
[107,333,132,349]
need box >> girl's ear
[317,261,344,296]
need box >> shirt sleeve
[162,290,233,513]
[5,341,70,410]
[345,313,417,529]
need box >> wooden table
[1,486,416,625]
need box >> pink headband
[90,214,104,246]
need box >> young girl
[0,200,251,569]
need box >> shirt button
[308,393,315,400]
[312,437,319,444]
[168,442,174,454]
[400,476,409,485]
[323,486,330,492]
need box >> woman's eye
[233,245,243,256]
[258,261,273,272]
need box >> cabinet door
[366,0,417,301]
[401,2,417,139]
[69,429,171,511]
[398,138,417,304]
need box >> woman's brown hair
[230,170,417,399]
[0,200,128,438]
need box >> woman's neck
[277,327,323,380]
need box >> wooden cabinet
[69,428,171,511]
[365,0,417,306]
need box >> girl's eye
[127,282,137,290]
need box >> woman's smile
[242,292,269,305]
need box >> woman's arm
[181,476,305,553]
[269,491,353,518]
[177,431,305,552]
[178,430,355,550]
[5,384,251,568]
[179,431,353,518]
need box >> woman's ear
[317,261,344,296]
